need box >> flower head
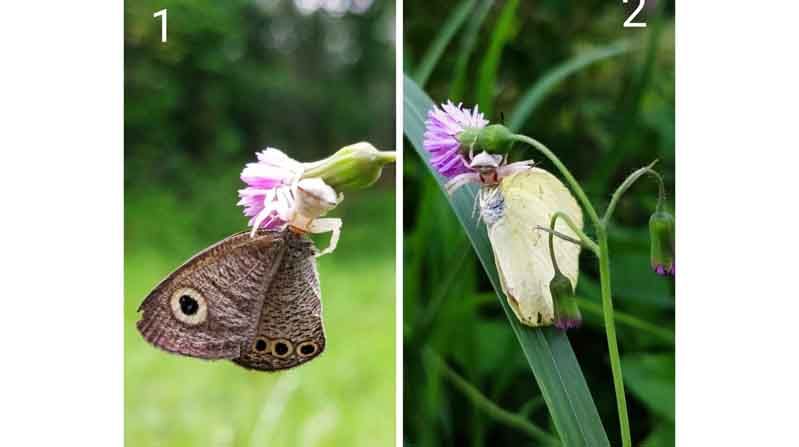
[549,271,582,330]
[237,147,304,231]
[424,101,489,178]
[649,210,675,277]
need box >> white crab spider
[250,177,343,257]
[445,149,535,195]
[444,150,536,220]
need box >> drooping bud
[302,142,395,191]
[550,271,582,330]
[649,210,675,277]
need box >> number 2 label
[623,0,647,28]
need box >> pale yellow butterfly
[446,152,582,327]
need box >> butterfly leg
[307,217,342,257]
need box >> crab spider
[445,150,535,195]
[251,177,343,257]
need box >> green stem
[549,211,599,256]
[576,297,674,345]
[428,351,561,446]
[513,132,632,447]
[535,226,583,247]
[598,230,631,447]
[376,151,398,164]
[548,214,563,276]
[602,161,664,225]
[511,134,602,228]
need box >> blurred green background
[404,0,674,446]
[125,1,395,446]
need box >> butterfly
[137,178,342,371]
[446,151,583,327]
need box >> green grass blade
[449,0,494,101]
[476,0,519,117]
[404,74,610,446]
[508,40,636,132]
[427,350,560,446]
[413,0,476,88]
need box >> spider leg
[445,172,480,195]
[307,217,343,257]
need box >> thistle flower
[423,101,488,178]
[237,147,303,231]
[649,210,675,277]
[550,271,582,330]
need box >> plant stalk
[598,229,631,447]
[549,211,599,255]
[514,133,632,447]
[602,161,664,225]
[428,350,561,446]
[511,134,602,227]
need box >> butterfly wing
[234,233,326,371]
[488,168,582,327]
[136,230,287,359]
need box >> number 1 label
[153,9,167,42]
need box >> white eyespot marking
[271,339,293,358]
[170,287,208,326]
[297,341,319,357]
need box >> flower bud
[549,271,582,330]
[302,142,396,191]
[649,210,675,277]
[456,124,515,154]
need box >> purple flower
[654,263,675,277]
[423,101,489,178]
[555,318,582,331]
[237,148,303,231]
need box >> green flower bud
[549,271,582,330]
[456,124,515,154]
[649,210,675,277]
[302,142,396,191]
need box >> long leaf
[404,75,610,446]
[413,0,476,88]
[476,0,519,117]
[449,0,494,101]
[508,40,636,132]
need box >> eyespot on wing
[136,230,287,360]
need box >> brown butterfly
[137,178,343,371]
